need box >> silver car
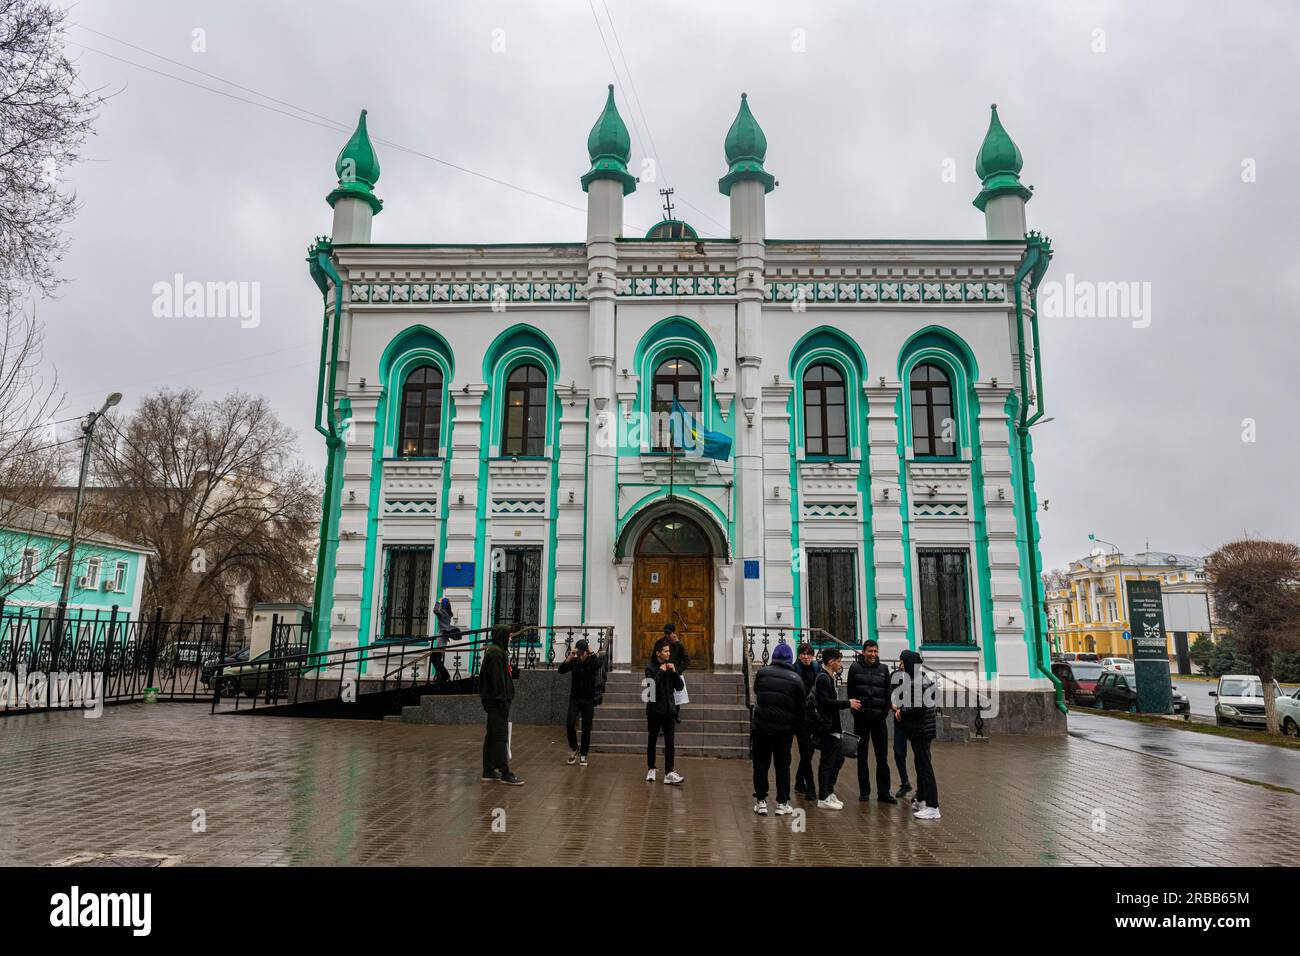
[1210,674,1283,728]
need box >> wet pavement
[1068,711,1300,792]
[0,703,1295,866]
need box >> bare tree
[88,388,320,620]
[1205,539,1300,735]
[0,0,102,294]
[0,288,72,596]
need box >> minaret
[973,104,1031,240]
[719,93,775,640]
[327,109,382,243]
[581,85,634,648]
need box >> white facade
[306,96,1058,703]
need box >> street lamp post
[51,392,122,665]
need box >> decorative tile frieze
[913,501,969,518]
[803,501,858,519]
[492,497,545,515]
[353,280,588,306]
[756,280,1011,305]
[384,499,438,516]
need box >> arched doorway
[633,512,713,668]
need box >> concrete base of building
[945,690,1067,737]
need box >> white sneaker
[828,794,844,809]
[664,771,684,785]
[912,798,924,812]
[816,797,843,810]
[774,803,794,816]
[646,769,656,782]
[566,749,579,765]
[914,806,942,820]
[753,799,768,815]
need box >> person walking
[891,660,913,800]
[645,636,685,785]
[431,595,457,683]
[479,625,523,785]
[750,642,804,816]
[557,638,601,766]
[814,647,857,810]
[792,643,821,799]
[894,649,940,820]
[847,639,897,803]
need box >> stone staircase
[589,670,751,759]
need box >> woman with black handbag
[813,647,859,809]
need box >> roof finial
[973,103,1030,212]
[581,85,636,194]
[719,92,775,196]
[327,109,382,213]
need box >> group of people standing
[751,639,941,821]
[476,617,941,823]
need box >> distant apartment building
[1044,551,1222,663]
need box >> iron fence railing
[0,601,250,715]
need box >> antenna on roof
[658,187,675,221]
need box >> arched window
[909,363,955,457]
[802,363,847,457]
[652,356,701,451]
[502,364,547,456]
[398,365,443,457]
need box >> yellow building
[1043,551,1223,662]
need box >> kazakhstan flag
[670,399,733,462]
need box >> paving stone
[0,703,1292,866]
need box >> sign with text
[1124,579,1173,713]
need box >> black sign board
[1124,579,1173,713]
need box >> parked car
[1099,657,1134,674]
[1278,688,1300,737]
[213,650,273,698]
[1094,671,1190,717]
[201,646,250,687]
[1209,675,1284,728]
[1052,660,1104,706]
[1058,652,1100,663]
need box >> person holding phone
[645,637,685,785]
[558,638,601,766]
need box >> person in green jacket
[479,626,523,785]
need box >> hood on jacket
[900,648,923,677]
[491,626,510,649]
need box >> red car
[1052,660,1104,706]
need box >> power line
[66,26,649,231]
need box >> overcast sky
[39,0,1300,570]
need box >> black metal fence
[0,601,249,716]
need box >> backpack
[804,682,828,735]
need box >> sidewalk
[0,704,1293,866]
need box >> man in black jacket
[645,637,685,784]
[557,638,601,766]
[750,642,804,815]
[846,639,897,803]
[479,626,522,785]
[894,648,940,820]
[814,647,858,809]
[792,643,820,798]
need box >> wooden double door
[632,513,714,667]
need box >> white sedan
[1100,657,1134,675]
[1279,688,1300,737]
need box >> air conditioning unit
[103,579,121,593]
[78,575,94,588]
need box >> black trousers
[892,716,911,787]
[566,698,595,755]
[482,699,511,776]
[435,628,459,682]
[647,712,675,772]
[911,735,939,808]
[817,732,845,800]
[853,713,891,798]
[795,728,816,794]
[751,730,793,803]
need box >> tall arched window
[652,356,701,450]
[909,363,955,457]
[802,363,847,457]
[398,365,443,457]
[502,364,547,456]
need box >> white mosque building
[306,87,1063,732]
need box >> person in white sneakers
[750,642,804,816]
[645,637,685,785]
[813,647,858,810]
[893,649,941,821]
